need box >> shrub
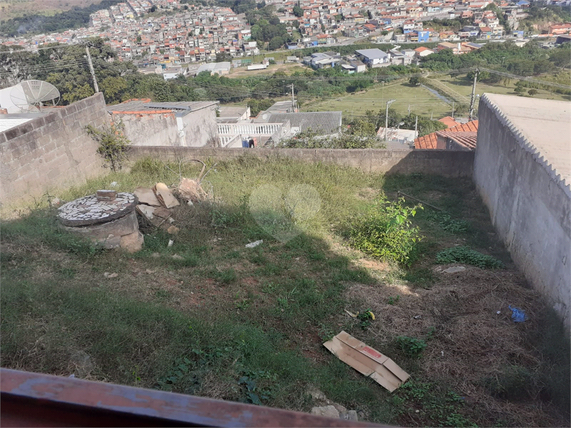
[349,195,422,266]
[436,246,503,269]
[396,336,427,358]
[86,121,130,172]
[483,365,534,401]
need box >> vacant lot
[303,80,452,119]
[429,74,571,104]
[2,157,569,426]
[0,0,102,20]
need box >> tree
[293,5,303,17]
[100,76,128,104]
[150,5,157,12]
[216,52,233,62]
[528,88,538,96]
[269,36,284,50]
[409,76,421,86]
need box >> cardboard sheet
[324,331,410,392]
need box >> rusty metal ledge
[1,369,383,427]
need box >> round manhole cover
[58,193,138,227]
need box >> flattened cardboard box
[324,331,410,392]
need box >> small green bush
[436,246,503,269]
[396,336,427,358]
[483,365,534,401]
[349,195,422,266]
[86,122,130,172]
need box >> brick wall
[0,93,109,207]
[127,146,475,177]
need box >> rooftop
[355,48,388,59]
[436,130,478,150]
[415,120,478,149]
[108,100,218,116]
[266,111,343,134]
[481,93,571,186]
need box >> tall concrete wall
[117,110,180,147]
[0,93,109,207]
[474,95,571,329]
[127,146,475,177]
[112,104,219,148]
[181,105,219,147]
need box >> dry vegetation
[1,157,569,426]
[0,0,103,20]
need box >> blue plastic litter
[509,305,527,322]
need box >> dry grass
[1,158,568,426]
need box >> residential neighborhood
[1,0,570,80]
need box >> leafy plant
[393,381,476,427]
[357,309,375,330]
[427,212,469,234]
[436,246,503,269]
[349,195,423,266]
[238,370,276,405]
[387,295,400,305]
[483,365,535,401]
[86,121,130,172]
[396,336,427,358]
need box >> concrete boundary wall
[474,95,571,329]
[127,146,475,177]
[0,93,109,207]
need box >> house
[196,62,231,75]
[305,52,341,69]
[355,48,390,67]
[108,99,220,148]
[438,116,460,128]
[410,30,430,42]
[414,46,434,58]
[161,66,185,80]
[549,23,571,35]
[262,111,343,136]
[217,105,251,122]
[414,120,478,149]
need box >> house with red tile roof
[414,120,478,149]
[438,116,460,128]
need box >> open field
[430,74,571,103]
[0,0,103,20]
[303,80,452,119]
[2,157,569,426]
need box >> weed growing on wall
[349,195,422,266]
[86,121,130,172]
[436,246,503,269]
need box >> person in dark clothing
[248,137,255,148]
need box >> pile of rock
[134,183,180,235]
[308,387,361,422]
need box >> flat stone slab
[58,193,137,227]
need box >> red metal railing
[1,369,384,427]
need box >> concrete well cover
[58,193,138,227]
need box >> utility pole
[290,83,295,112]
[469,68,479,121]
[451,101,455,119]
[384,99,395,142]
[414,115,418,139]
[408,104,411,115]
[85,46,99,93]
